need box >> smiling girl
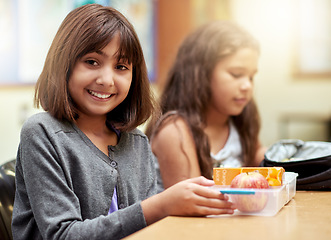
[11,5,235,240]
[146,21,267,189]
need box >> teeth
[88,90,111,99]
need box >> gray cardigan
[12,112,158,239]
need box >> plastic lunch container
[211,172,298,216]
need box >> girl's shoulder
[24,111,54,123]
[115,128,151,153]
[151,113,192,144]
[120,128,150,144]
[127,127,147,138]
[22,112,72,135]
[156,111,190,132]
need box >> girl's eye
[116,64,129,70]
[85,59,98,66]
[231,73,254,82]
[231,73,242,78]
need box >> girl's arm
[151,118,201,188]
[141,176,236,225]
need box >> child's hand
[142,176,236,225]
[160,176,236,216]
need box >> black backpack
[260,139,331,190]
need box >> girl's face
[208,47,259,118]
[68,33,132,119]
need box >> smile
[88,89,112,99]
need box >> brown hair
[34,4,156,131]
[146,20,261,179]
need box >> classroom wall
[230,0,331,146]
[1,0,330,165]
[0,86,42,164]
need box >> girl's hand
[160,176,236,216]
[141,176,236,225]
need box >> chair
[0,159,16,240]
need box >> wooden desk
[125,191,331,240]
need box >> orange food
[213,167,285,186]
[267,177,282,186]
[269,167,279,178]
[241,168,269,176]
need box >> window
[294,0,331,77]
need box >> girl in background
[146,21,266,189]
[12,5,235,240]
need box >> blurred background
[1,0,331,164]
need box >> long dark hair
[146,20,261,179]
[35,4,157,131]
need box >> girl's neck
[204,109,230,155]
[204,108,229,130]
[75,114,108,135]
[75,114,118,155]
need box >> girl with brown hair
[147,21,266,189]
[12,5,235,239]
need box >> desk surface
[125,191,331,240]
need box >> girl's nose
[240,77,253,91]
[96,67,115,86]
